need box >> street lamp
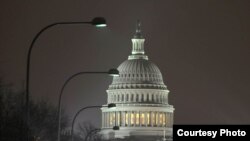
[25,17,107,141]
[91,17,107,27]
[71,104,117,141]
[58,69,119,141]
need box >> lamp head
[91,17,107,27]
[107,103,116,108]
[108,68,119,76]
[113,126,120,130]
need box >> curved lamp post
[71,104,119,141]
[25,17,107,141]
[58,69,119,141]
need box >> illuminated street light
[25,17,107,141]
[91,17,107,27]
[58,69,119,141]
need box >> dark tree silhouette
[0,80,70,141]
[75,121,101,141]
[0,81,24,141]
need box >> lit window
[159,113,163,126]
[131,112,134,126]
[163,113,166,126]
[117,112,120,126]
[125,112,129,126]
[136,112,139,126]
[109,112,113,126]
[151,112,155,126]
[147,112,150,126]
[141,112,145,126]
[113,113,116,125]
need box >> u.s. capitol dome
[100,22,174,141]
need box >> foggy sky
[0,0,250,127]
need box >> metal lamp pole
[25,17,107,141]
[71,104,117,141]
[58,69,119,141]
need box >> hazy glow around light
[109,74,119,77]
[95,24,107,27]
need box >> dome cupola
[109,21,167,90]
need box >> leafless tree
[74,121,101,141]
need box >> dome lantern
[129,20,148,60]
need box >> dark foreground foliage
[0,81,69,141]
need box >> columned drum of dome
[100,21,174,141]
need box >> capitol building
[100,22,174,141]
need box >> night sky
[0,0,250,127]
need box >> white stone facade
[100,22,174,140]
